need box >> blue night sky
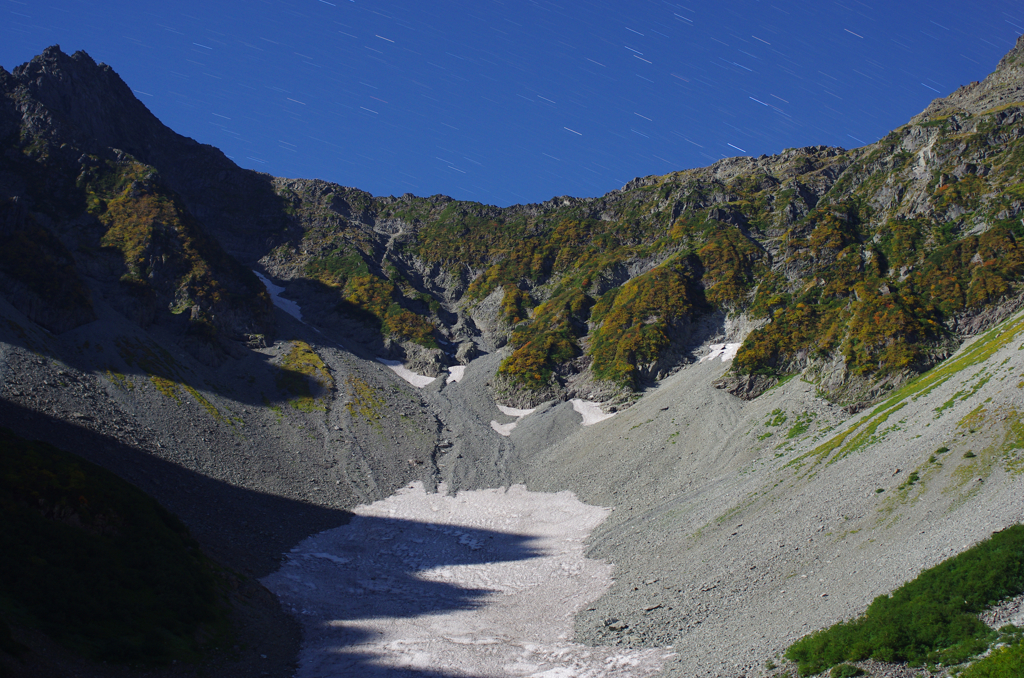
[2,1,1022,207]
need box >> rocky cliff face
[0,47,275,364]
[262,75,1024,408]
[914,34,1024,121]
[5,43,1024,407]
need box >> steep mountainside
[258,33,1024,408]
[0,38,1023,678]
[5,42,1024,409]
[0,50,276,366]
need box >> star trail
[2,0,1021,206]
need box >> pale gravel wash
[522,316,1024,677]
[262,482,672,677]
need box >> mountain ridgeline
[3,40,1024,408]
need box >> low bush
[785,525,1024,676]
[959,636,1024,677]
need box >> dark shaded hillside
[0,427,226,665]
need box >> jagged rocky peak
[914,34,1024,121]
[0,46,275,363]
[30,49,292,254]
[8,46,171,156]
[995,32,1024,75]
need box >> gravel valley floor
[3,293,1024,677]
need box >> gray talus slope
[4,252,1023,678]
[495,315,1024,677]
[0,294,450,575]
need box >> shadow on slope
[0,400,544,677]
[0,398,346,576]
[268,512,546,677]
[0,293,343,415]
[0,427,228,665]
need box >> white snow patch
[490,404,536,436]
[490,420,518,436]
[571,399,616,426]
[497,404,536,417]
[699,342,741,363]
[446,365,466,384]
[253,271,304,322]
[263,482,671,677]
[376,358,437,388]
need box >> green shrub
[959,637,1024,677]
[383,306,437,348]
[340,275,438,347]
[785,525,1024,675]
[588,258,704,387]
[304,246,370,287]
[698,224,765,305]
[787,412,816,439]
[499,284,533,325]
[276,340,334,411]
[498,282,590,390]
[830,664,865,678]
